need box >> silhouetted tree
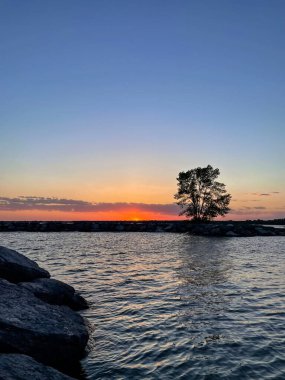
[175,165,231,221]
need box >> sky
[0,0,284,221]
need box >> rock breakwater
[0,246,90,379]
[187,222,285,237]
[0,220,284,236]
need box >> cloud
[239,206,266,210]
[218,199,260,203]
[0,196,180,215]
[228,207,285,220]
[248,192,280,197]
[239,199,261,203]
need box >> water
[0,232,285,379]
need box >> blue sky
[0,0,284,220]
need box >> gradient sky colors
[1,0,285,221]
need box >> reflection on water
[0,232,285,379]
[176,237,233,349]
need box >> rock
[0,354,76,380]
[91,223,100,231]
[225,231,238,237]
[0,279,89,370]
[115,224,125,231]
[209,227,221,236]
[190,225,205,235]
[19,278,88,311]
[0,246,50,283]
[254,227,269,235]
[223,223,234,232]
[164,223,174,232]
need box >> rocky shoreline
[0,220,284,236]
[0,245,90,379]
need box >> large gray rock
[19,278,88,311]
[225,231,238,237]
[0,279,89,369]
[0,354,75,380]
[0,246,50,283]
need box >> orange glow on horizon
[0,208,184,221]
[0,206,284,221]
[0,192,284,221]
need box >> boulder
[0,279,89,370]
[190,225,205,235]
[209,227,221,236]
[254,227,270,236]
[19,278,88,311]
[0,246,50,283]
[0,354,75,380]
[91,223,100,231]
[226,231,238,237]
[115,224,125,231]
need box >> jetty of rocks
[0,220,284,236]
[0,245,90,380]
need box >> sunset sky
[1,0,284,221]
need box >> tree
[174,165,231,221]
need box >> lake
[0,232,285,379]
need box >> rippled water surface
[1,232,285,379]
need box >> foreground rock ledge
[0,279,88,368]
[0,354,76,380]
[0,246,90,379]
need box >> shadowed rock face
[0,354,76,380]
[0,246,50,283]
[19,278,88,311]
[0,279,89,370]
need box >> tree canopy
[174,165,231,221]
